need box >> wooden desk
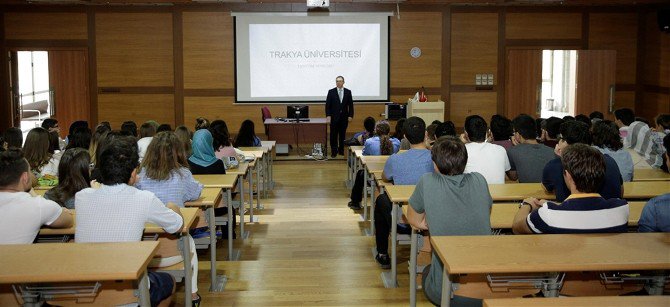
[633,168,670,181]
[263,118,328,146]
[346,146,364,188]
[364,161,387,236]
[187,176,238,292]
[623,181,670,199]
[488,183,555,201]
[0,242,159,306]
[483,296,670,307]
[238,149,266,210]
[381,185,416,288]
[38,209,199,306]
[432,233,670,307]
[260,141,277,190]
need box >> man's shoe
[348,201,362,210]
[375,253,391,269]
[331,152,337,158]
[338,150,344,156]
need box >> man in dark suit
[325,76,354,158]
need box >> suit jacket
[325,87,354,124]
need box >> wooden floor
[179,160,430,306]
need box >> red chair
[261,107,272,136]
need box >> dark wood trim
[505,39,584,47]
[635,9,646,113]
[98,87,175,94]
[451,85,498,92]
[391,87,441,96]
[615,84,637,92]
[442,6,451,121]
[6,39,88,48]
[184,89,235,97]
[0,12,11,130]
[87,9,98,125]
[581,12,589,50]
[497,9,506,116]
[643,84,670,94]
[173,9,184,127]
[451,6,499,13]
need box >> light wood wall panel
[97,94,174,128]
[450,92,497,128]
[589,13,637,85]
[184,97,386,135]
[183,12,234,89]
[96,13,173,87]
[506,13,582,39]
[4,13,87,40]
[390,12,442,89]
[451,13,498,85]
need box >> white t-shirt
[75,184,183,243]
[39,150,63,177]
[137,137,153,163]
[0,192,63,244]
[464,142,511,184]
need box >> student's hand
[326,116,331,123]
[511,135,519,146]
[522,197,542,210]
[348,117,352,122]
[459,133,468,143]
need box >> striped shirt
[527,193,629,234]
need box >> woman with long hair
[24,127,61,178]
[592,120,634,181]
[349,120,400,209]
[210,120,240,159]
[233,119,261,147]
[44,148,91,209]
[89,125,110,166]
[65,127,92,150]
[135,131,202,304]
[174,125,192,157]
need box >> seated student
[65,127,92,151]
[23,127,61,178]
[638,137,670,232]
[121,120,138,138]
[3,127,23,149]
[425,123,438,149]
[394,118,411,150]
[590,111,604,123]
[614,108,635,146]
[89,125,110,167]
[434,121,456,139]
[138,121,157,163]
[542,120,623,202]
[65,120,89,146]
[506,114,556,183]
[157,124,172,133]
[490,114,513,150]
[0,149,73,244]
[42,118,65,150]
[136,131,202,304]
[175,125,192,157]
[514,143,629,234]
[75,136,181,307]
[652,114,670,158]
[540,117,563,149]
[234,119,262,147]
[44,148,91,209]
[188,129,226,174]
[406,136,492,306]
[462,115,510,184]
[195,117,210,131]
[592,120,634,181]
[353,116,375,145]
[575,114,592,128]
[348,120,400,210]
[373,117,433,268]
[210,120,240,159]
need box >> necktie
[338,89,343,103]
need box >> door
[575,50,616,118]
[505,50,542,119]
[48,49,90,137]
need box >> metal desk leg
[238,174,249,239]
[362,168,368,221]
[255,163,262,208]
[366,180,377,236]
[381,202,399,288]
[409,228,420,307]
[179,235,193,307]
[441,268,452,307]
[227,189,234,260]
[138,270,151,307]
[206,206,217,291]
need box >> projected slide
[234,13,390,103]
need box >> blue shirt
[362,136,400,156]
[136,167,204,208]
[542,155,623,202]
[638,193,670,232]
[595,146,634,182]
[383,148,433,185]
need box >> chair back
[261,107,272,136]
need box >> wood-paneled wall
[1,5,667,133]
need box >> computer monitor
[287,105,309,121]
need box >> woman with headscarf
[188,129,226,174]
